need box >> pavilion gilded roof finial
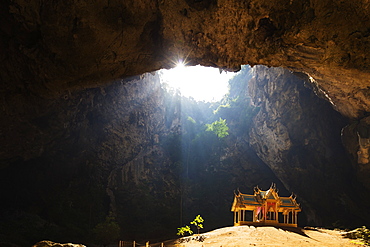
[270,182,276,190]
[231,184,301,228]
[254,185,260,194]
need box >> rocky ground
[32,226,363,247]
[165,226,359,247]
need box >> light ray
[159,62,235,102]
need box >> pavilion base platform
[234,221,297,228]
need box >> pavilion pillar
[291,210,294,224]
[294,211,297,225]
[285,213,288,224]
[264,204,267,222]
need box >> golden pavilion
[231,184,301,227]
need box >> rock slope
[2,0,370,118]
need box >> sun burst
[159,60,235,102]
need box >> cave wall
[248,65,370,227]
[3,0,370,168]
[2,0,370,245]
[0,70,288,245]
[342,116,370,191]
[2,64,370,245]
[0,73,174,244]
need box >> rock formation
[32,240,85,247]
[3,0,370,169]
[248,66,370,226]
[2,0,370,246]
[0,70,285,244]
[2,0,370,117]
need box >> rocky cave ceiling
[2,0,370,119]
[3,1,370,243]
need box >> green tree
[177,225,193,236]
[190,215,204,234]
[93,213,120,247]
[206,118,229,138]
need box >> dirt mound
[167,226,357,247]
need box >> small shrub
[177,225,193,236]
[346,226,370,245]
[190,215,204,234]
[355,226,370,244]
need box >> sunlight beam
[159,64,235,102]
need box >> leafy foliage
[190,215,204,234]
[205,118,229,138]
[351,226,370,245]
[177,225,193,236]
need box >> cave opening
[159,63,235,102]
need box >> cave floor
[159,226,358,247]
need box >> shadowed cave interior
[2,1,370,246]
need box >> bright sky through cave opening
[159,62,235,102]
